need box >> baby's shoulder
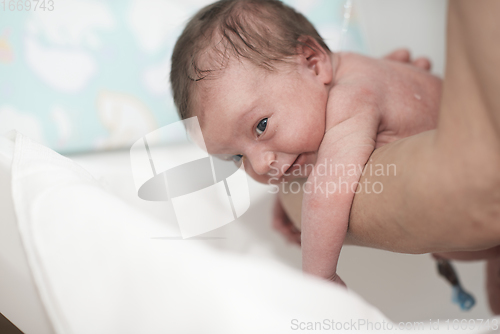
[327,79,381,118]
[326,55,387,127]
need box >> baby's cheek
[301,126,325,153]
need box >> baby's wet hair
[170,0,330,119]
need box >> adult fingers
[413,57,432,71]
[383,48,410,62]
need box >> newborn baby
[170,0,441,285]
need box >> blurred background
[0,0,364,154]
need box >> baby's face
[194,58,329,184]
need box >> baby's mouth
[284,154,303,175]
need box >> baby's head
[170,0,334,183]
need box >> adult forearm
[349,129,500,253]
[349,0,500,253]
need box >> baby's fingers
[328,273,347,288]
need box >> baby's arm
[301,110,379,284]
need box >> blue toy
[436,258,476,311]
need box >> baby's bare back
[281,53,442,247]
[326,53,441,147]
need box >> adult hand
[383,48,432,71]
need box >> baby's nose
[250,151,276,176]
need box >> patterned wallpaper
[0,0,364,153]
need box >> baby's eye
[232,154,243,163]
[255,118,268,136]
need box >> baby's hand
[329,272,347,288]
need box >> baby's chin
[281,169,312,181]
[267,169,312,184]
[256,171,309,186]
[281,152,316,180]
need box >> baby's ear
[296,35,332,85]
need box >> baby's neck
[329,52,359,86]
